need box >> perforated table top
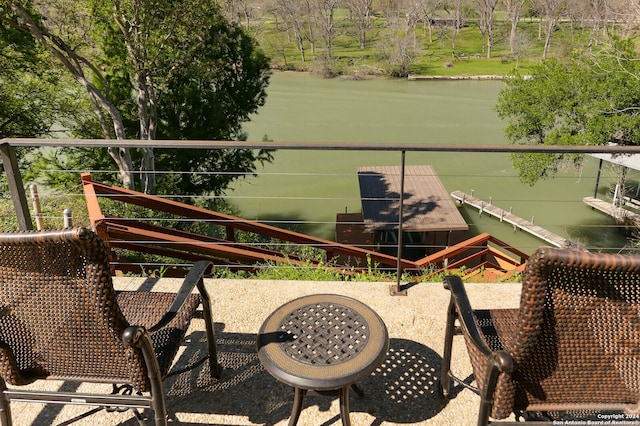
[257,294,389,391]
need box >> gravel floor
[6,278,522,426]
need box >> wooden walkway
[583,196,640,226]
[451,191,579,249]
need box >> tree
[2,0,135,189]
[153,12,273,195]
[417,0,446,44]
[345,0,373,49]
[474,0,499,58]
[496,39,640,185]
[531,0,566,59]
[378,15,415,76]
[0,21,87,139]
[445,0,465,58]
[0,9,99,196]
[398,0,445,49]
[273,0,308,62]
[2,0,272,196]
[219,0,260,31]
[511,30,532,68]
[312,0,340,59]
[504,0,526,55]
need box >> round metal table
[257,294,389,426]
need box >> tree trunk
[326,8,334,58]
[543,18,555,59]
[509,18,519,54]
[505,0,525,54]
[538,18,543,40]
[295,26,306,62]
[114,3,157,194]
[133,72,156,194]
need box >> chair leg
[0,378,12,426]
[197,278,220,379]
[150,391,168,426]
[129,329,168,426]
[476,352,512,426]
[440,297,457,397]
[477,383,494,426]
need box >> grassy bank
[254,14,595,77]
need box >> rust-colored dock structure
[82,172,527,281]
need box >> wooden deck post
[0,143,33,230]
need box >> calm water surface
[230,72,632,254]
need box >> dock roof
[358,165,468,233]
[591,152,640,171]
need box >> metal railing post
[391,150,407,296]
[0,143,33,230]
[63,208,73,228]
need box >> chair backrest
[0,228,145,388]
[512,247,640,409]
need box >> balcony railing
[3,139,640,289]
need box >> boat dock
[583,196,640,226]
[408,74,504,81]
[451,191,579,249]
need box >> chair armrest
[443,275,513,373]
[122,325,166,418]
[148,260,213,333]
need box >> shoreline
[408,74,504,81]
[270,69,505,81]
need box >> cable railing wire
[5,139,640,279]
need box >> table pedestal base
[289,385,364,426]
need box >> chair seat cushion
[116,291,202,378]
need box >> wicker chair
[440,246,640,425]
[0,227,220,426]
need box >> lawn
[253,12,598,77]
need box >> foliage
[0,192,89,231]
[0,15,100,196]
[495,39,640,185]
[159,11,271,195]
[0,15,94,140]
[96,0,274,196]
[2,0,273,197]
[253,260,347,281]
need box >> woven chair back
[0,228,142,386]
[512,247,640,408]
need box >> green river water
[230,71,633,254]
